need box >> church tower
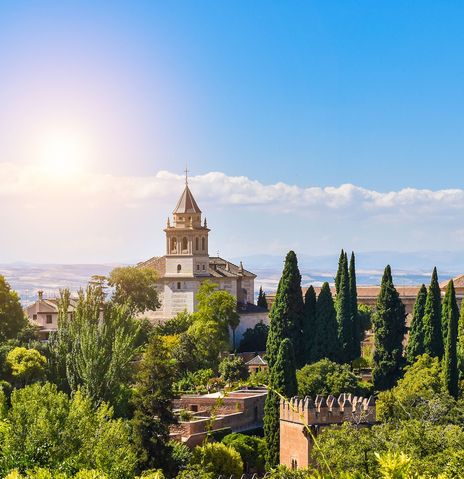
[164,176,210,278]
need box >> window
[32,314,37,320]
[195,237,199,250]
[196,265,200,271]
[46,314,52,324]
[202,264,206,271]
[177,264,182,273]
[182,237,188,252]
[201,237,206,250]
[177,282,181,290]
[291,459,298,470]
[171,237,177,253]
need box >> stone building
[170,388,267,448]
[280,393,376,469]
[138,179,268,339]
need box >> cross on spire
[184,165,189,185]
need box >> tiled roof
[137,256,166,277]
[173,185,201,214]
[245,355,267,366]
[208,257,256,279]
[440,274,464,289]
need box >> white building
[138,180,268,339]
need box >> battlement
[280,393,376,426]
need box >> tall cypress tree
[264,338,297,470]
[443,280,459,399]
[335,249,345,294]
[441,279,454,346]
[337,254,352,364]
[422,267,443,358]
[265,251,304,368]
[372,265,406,391]
[349,252,361,360]
[257,286,268,310]
[406,284,427,363]
[302,285,317,364]
[314,282,341,363]
[458,298,464,378]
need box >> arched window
[195,237,199,250]
[171,237,177,253]
[201,237,206,251]
[177,282,181,290]
[177,264,182,273]
[182,237,188,252]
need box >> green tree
[218,356,247,384]
[406,284,427,363]
[442,280,459,399]
[302,286,317,364]
[48,287,140,413]
[266,251,304,369]
[297,359,372,398]
[337,253,352,364]
[313,282,341,363]
[0,382,137,478]
[6,347,46,387]
[422,267,443,358]
[458,298,464,379]
[257,286,268,310]
[222,433,266,473]
[238,321,269,353]
[372,265,406,391]
[0,276,27,341]
[156,311,192,336]
[349,252,361,360]
[334,249,345,294]
[194,280,239,352]
[187,442,243,478]
[131,334,176,473]
[108,266,160,315]
[264,338,298,470]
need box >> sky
[1,1,464,265]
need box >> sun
[37,129,87,178]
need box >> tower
[164,177,210,278]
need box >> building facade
[138,180,267,337]
[280,394,376,469]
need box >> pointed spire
[238,261,244,274]
[167,217,171,227]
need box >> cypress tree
[372,265,406,391]
[406,284,427,363]
[265,251,304,368]
[443,280,459,399]
[349,252,361,360]
[337,254,352,364]
[314,282,341,363]
[441,278,454,345]
[458,298,464,378]
[257,286,268,310]
[335,249,345,294]
[422,267,443,358]
[264,338,297,469]
[302,285,317,364]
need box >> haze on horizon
[1,1,464,265]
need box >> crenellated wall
[280,393,376,470]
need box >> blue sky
[2,1,464,189]
[1,2,464,264]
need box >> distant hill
[2,250,461,305]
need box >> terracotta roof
[173,185,201,214]
[208,257,256,279]
[245,355,267,366]
[137,256,166,277]
[440,274,464,289]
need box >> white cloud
[0,162,463,263]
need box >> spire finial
[184,165,189,185]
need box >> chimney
[38,290,43,301]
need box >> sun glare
[37,129,88,178]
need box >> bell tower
[164,174,210,277]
